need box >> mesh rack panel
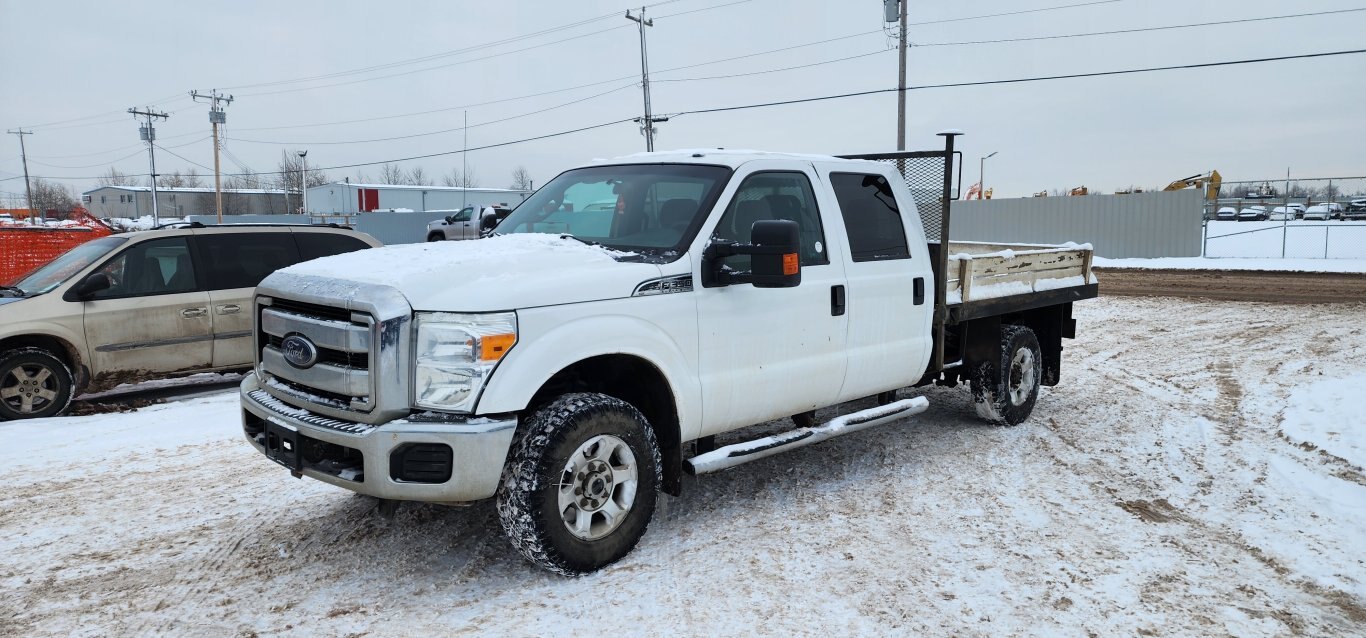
[837,151,954,242]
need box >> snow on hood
[276,233,664,312]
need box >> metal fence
[949,190,1204,258]
[1205,176,1366,259]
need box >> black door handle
[913,277,925,305]
[831,285,846,316]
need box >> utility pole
[128,107,170,226]
[191,90,234,222]
[6,129,35,225]
[625,7,667,151]
[892,0,908,151]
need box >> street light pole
[297,150,308,214]
[980,151,998,198]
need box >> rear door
[82,235,213,376]
[817,164,935,400]
[693,161,848,434]
[193,228,301,368]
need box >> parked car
[1303,205,1333,221]
[0,223,380,420]
[1346,199,1366,220]
[1321,202,1346,220]
[1215,207,1238,221]
[426,205,513,241]
[1237,206,1268,221]
[1270,204,1305,220]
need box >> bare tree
[96,167,140,187]
[509,165,533,190]
[442,165,479,188]
[159,169,205,189]
[408,166,433,186]
[379,163,407,185]
[29,178,78,216]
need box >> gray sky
[2,0,1363,201]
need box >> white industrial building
[82,185,292,218]
[305,183,532,214]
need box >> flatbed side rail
[839,134,963,375]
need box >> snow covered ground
[1204,220,1366,259]
[2,297,1364,636]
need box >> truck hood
[271,234,664,312]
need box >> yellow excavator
[1163,170,1221,200]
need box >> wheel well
[0,334,86,391]
[527,354,683,496]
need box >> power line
[665,48,1366,119]
[913,7,1366,47]
[23,48,1364,182]
[224,83,638,145]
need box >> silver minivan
[0,224,379,419]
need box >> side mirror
[71,273,111,299]
[444,215,454,224]
[702,219,801,288]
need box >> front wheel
[970,325,1041,426]
[0,348,74,420]
[426,233,444,242]
[496,393,661,575]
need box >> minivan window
[92,237,198,298]
[9,236,127,295]
[197,232,301,290]
[295,232,373,261]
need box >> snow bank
[1280,375,1366,468]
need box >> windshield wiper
[0,285,25,296]
[559,234,599,247]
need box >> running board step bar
[684,397,930,475]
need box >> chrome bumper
[240,373,516,502]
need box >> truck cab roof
[598,149,872,169]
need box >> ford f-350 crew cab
[241,144,1097,575]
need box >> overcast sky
[2,0,1363,202]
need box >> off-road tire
[0,348,74,421]
[970,325,1041,426]
[496,393,661,576]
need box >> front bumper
[240,373,516,502]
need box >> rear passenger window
[197,232,301,290]
[295,232,372,261]
[830,172,910,262]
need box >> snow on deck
[2,296,1365,635]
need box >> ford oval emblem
[281,334,319,369]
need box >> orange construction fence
[0,208,114,284]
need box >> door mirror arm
[701,219,802,289]
[65,273,111,301]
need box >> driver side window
[452,208,473,222]
[93,237,198,299]
[712,171,828,271]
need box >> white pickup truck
[240,145,1097,575]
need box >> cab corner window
[830,172,911,262]
[713,171,828,271]
[92,237,199,298]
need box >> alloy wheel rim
[1,363,59,414]
[556,434,639,541]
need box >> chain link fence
[1203,176,1366,259]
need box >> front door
[82,236,213,378]
[694,163,848,435]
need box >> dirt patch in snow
[1095,267,1366,303]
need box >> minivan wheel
[496,393,661,575]
[0,348,74,420]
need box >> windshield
[497,163,731,259]
[8,236,128,295]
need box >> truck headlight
[413,312,517,413]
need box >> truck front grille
[258,298,375,414]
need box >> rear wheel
[0,348,74,420]
[496,393,661,575]
[970,325,1041,426]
